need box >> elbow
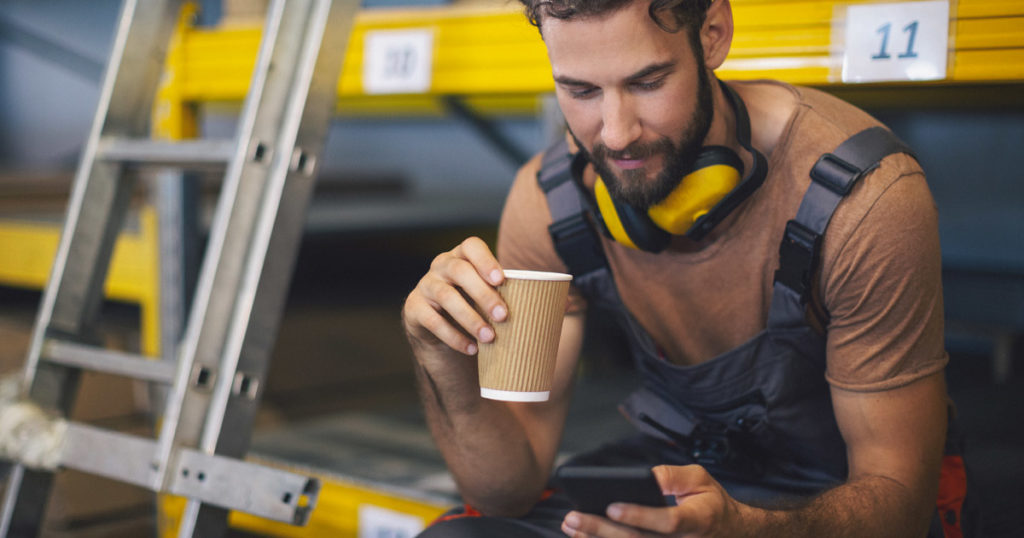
[467,499,535,519]
[459,482,548,518]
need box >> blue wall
[0,0,118,169]
[876,108,1024,338]
[877,109,1024,273]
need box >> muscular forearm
[400,236,575,516]
[412,349,551,516]
[743,474,933,538]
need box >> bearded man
[402,0,968,536]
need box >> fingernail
[607,504,623,519]
[491,305,507,321]
[564,512,580,529]
[466,343,477,355]
[490,269,503,285]
[478,327,494,342]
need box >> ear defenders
[593,79,768,251]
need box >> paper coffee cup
[478,269,572,402]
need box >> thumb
[651,464,714,497]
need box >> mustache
[592,138,673,161]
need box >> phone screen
[555,466,669,515]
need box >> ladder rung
[42,339,175,384]
[95,137,235,168]
[60,423,320,524]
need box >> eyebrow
[553,61,677,87]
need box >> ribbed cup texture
[478,277,570,393]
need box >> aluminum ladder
[0,0,358,535]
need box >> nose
[600,93,642,152]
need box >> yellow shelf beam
[172,0,1024,116]
[160,471,449,537]
[0,208,162,357]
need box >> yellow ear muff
[594,177,639,249]
[592,146,745,251]
[588,81,768,250]
[647,161,742,235]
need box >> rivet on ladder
[290,148,315,176]
[251,141,271,163]
[232,372,259,399]
[190,365,215,390]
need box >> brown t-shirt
[496,81,948,392]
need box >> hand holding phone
[555,466,669,515]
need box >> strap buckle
[689,425,732,467]
[811,152,863,195]
[774,220,821,303]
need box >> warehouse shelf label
[358,504,427,538]
[840,0,950,83]
[363,28,435,94]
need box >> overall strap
[539,138,608,279]
[769,126,917,328]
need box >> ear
[701,0,733,70]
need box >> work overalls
[537,127,970,536]
[421,128,971,538]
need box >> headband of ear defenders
[593,79,768,251]
[686,79,768,241]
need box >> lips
[612,158,645,170]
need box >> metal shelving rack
[2,0,1022,536]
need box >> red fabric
[430,488,557,525]
[432,504,482,525]
[936,455,967,538]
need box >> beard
[572,65,714,210]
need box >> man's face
[543,1,713,209]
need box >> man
[402,0,964,536]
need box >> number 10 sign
[841,0,950,83]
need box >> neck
[704,77,736,147]
[705,77,755,184]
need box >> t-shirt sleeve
[822,158,948,391]
[496,153,588,314]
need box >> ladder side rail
[200,0,357,457]
[152,0,294,485]
[22,0,184,405]
[163,0,326,459]
[0,467,52,538]
[1,2,184,536]
[179,1,358,534]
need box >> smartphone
[555,466,669,515]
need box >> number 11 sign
[841,0,950,83]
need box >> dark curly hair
[519,0,713,35]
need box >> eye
[567,85,598,99]
[632,77,666,91]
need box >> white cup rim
[502,269,573,281]
[480,388,551,402]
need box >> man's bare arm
[564,371,948,537]
[681,371,944,537]
[403,237,586,516]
